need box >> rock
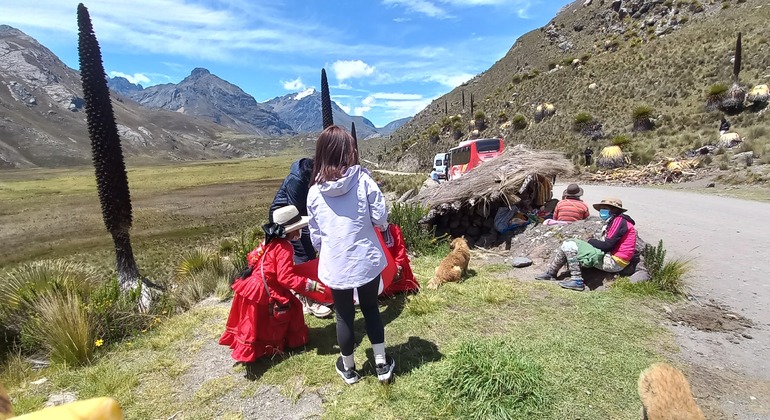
[45,391,77,407]
[588,83,598,90]
[629,269,650,283]
[511,257,533,268]
[398,188,415,203]
[31,377,48,385]
[706,182,715,188]
[741,333,753,340]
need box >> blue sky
[1,0,571,127]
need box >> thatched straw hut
[596,145,627,169]
[410,145,573,247]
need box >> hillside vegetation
[379,0,770,172]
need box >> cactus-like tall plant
[722,32,745,114]
[77,3,150,309]
[461,90,465,109]
[321,68,333,129]
[470,93,475,115]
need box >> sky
[1,0,572,128]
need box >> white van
[432,152,449,179]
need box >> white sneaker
[307,301,333,318]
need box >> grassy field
[0,155,300,274]
[0,156,680,419]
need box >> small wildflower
[95,339,104,347]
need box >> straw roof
[412,144,573,210]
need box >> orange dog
[428,237,470,289]
[638,363,705,420]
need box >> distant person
[535,197,637,291]
[584,147,593,166]
[220,205,328,363]
[430,170,440,183]
[553,184,589,222]
[307,125,395,385]
[269,158,331,319]
[719,117,731,135]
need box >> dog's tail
[638,363,705,420]
[0,383,13,420]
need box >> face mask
[599,209,611,221]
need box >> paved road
[564,184,770,417]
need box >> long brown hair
[312,125,359,185]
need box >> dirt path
[565,183,770,418]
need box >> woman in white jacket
[307,125,394,385]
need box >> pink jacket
[588,214,637,263]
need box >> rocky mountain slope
[263,89,381,139]
[0,25,258,169]
[383,0,770,172]
[117,68,294,137]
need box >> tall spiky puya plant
[722,32,745,114]
[77,3,150,310]
[321,68,334,129]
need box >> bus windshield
[475,138,502,153]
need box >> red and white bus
[446,137,505,180]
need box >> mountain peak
[190,67,211,78]
[294,88,316,100]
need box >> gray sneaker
[335,356,361,385]
[376,355,395,383]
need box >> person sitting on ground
[552,184,589,222]
[219,205,328,363]
[535,197,637,291]
[269,158,332,319]
[381,223,419,296]
[430,169,440,183]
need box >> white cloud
[427,73,475,88]
[353,106,372,115]
[371,92,423,100]
[109,71,151,85]
[332,60,375,82]
[381,0,535,19]
[393,17,412,22]
[338,103,352,114]
[282,77,305,90]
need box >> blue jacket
[270,158,313,221]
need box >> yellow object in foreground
[13,397,123,420]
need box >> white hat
[273,205,310,233]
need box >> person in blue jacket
[269,157,332,318]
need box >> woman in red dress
[381,223,420,296]
[219,205,328,363]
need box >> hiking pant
[291,227,316,264]
[546,240,625,280]
[330,276,384,356]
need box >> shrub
[24,291,95,366]
[233,227,263,271]
[512,114,527,130]
[89,277,150,343]
[175,247,225,279]
[0,260,100,335]
[170,270,221,311]
[389,203,444,256]
[497,111,508,123]
[436,339,549,418]
[474,110,486,121]
[573,112,593,131]
[611,135,632,146]
[632,105,653,120]
[427,125,440,144]
[218,238,236,255]
[643,240,688,296]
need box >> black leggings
[330,276,384,356]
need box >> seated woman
[553,183,589,222]
[220,205,327,363]
[534,197,637,291]
[381,223,419,296]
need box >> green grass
[1,250,674,419]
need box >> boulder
[511,257,533,268]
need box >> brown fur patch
[638,363,705,420]
[428,237,471,289]
[0,383,13,419]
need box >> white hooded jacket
[307,165,389,289]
